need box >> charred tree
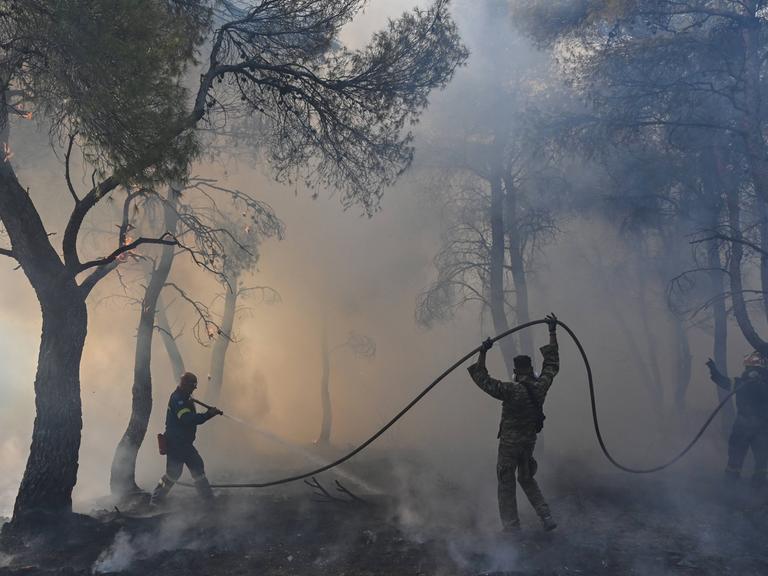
[205,278,239,405]
[156,295,185,381]
[110,189,179,500]
[317,317,332,446]
[315,324,376,446]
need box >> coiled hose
[182,318,737,489]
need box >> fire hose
[179,318,740,489]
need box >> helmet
[743,351,767,368]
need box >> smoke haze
[0,0,754,527]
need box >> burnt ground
[1,455,767,576]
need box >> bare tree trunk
[759,203,768,322]
[725,184,768,356]
[205,279,239,405]
[672,314,692,413]
[317,316,332,445]
[634,254,664,416]
[13,286,87,518]
[742,19,768,211]
[503,173,533,356]
[156,294,185,381]
[110,190,178,499]
[0,127,88,521]
[489,166,517,378]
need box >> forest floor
[1,455,766,576]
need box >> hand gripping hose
[181,318,739,489]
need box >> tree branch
[64,133,79,204]
[78,232,176,273]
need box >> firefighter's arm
[468,363,509,400]
[537,342,560,393]
[468,338,509,400]
[706,359,732,390]
[176,405,219,426]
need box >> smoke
[0,1,758,558]
[92,514,204,573]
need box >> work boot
[541,515,557,532]
[149,475,174,507]
[724,467,741,483]
[194,475,214,502]
[501,521,521,535]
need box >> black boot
[194,475,214,502]
[149,475,174,507]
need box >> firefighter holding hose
[707,351,768,489]
[150,372,223,506]
[468,314,560,532]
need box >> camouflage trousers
[727,416,768,485]
[497,440,551,530]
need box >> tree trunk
[725,184,768,356]
[634,254,664,416]
[489,166,517,378]
[156,294,185,381]
[672,315,692,413]
[502,173,533,356]
[741,18,768,210]
[317,316,332,445]
[13,286,87,518]
[205,279,239,405]
[0,118,89,520]
[109,191,178,499]
[760,203,768,322]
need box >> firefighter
[150,372,222,506]
[707,351,768,488]
[468,314,560,532]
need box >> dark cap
[180,372,198,387]
[513,355,532,372]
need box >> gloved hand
[207,407,224,417]
[480,337,494,353]
[705,358,719,377]
[545,313,558,333]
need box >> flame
[117,235,134,262]
[207,325,217,339]
[244,225,251,234]
[21,111,32,121]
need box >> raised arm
[706,359,732,391]
[468,338,510,401]
[536,314,560,393]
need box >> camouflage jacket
[468,343,560,444]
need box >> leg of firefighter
[750,427,768,490]
[185,445,214,501]
[517,443,556,531]
[150,456,183,506]
[497,442,520,532]
[726,417,751,481]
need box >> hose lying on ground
[179,318,739,489]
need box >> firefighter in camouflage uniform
[468,314,560,532]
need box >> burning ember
[117,235,134,262]
[2,143,14,162]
